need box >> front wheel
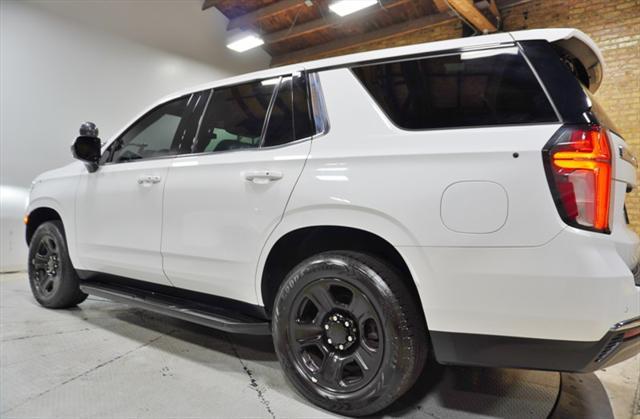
[272,251,428,416]
[28,220,87,308]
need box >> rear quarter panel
[283,68,566,249]
[263,68,637,341]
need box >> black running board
[80,282,271,335]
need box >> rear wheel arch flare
[260,225,426,322]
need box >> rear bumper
[431,315,640,373]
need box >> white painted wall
[0,0,271,271]
[0,186,29,272]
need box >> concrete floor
[1,272,638,419]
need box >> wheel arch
[26,207,63,245]
[258,225,427,323]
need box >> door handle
[243,170,283,184]
[137,175,162,186]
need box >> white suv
[25,28,640,416]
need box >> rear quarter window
[351,47,558,130]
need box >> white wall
[0,186,29,272]
[0,0,271,271]
[0,0,270,189]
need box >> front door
[76,91,209,284]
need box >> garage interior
[1,0,639,418]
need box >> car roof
[107,28,598,146]
[105,28,604,147]
[167,28,597,98]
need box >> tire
[28,220,87,308]
[272,251,428,416]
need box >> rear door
[161,73,317,302]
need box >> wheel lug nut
[347,336,353,342]
[332,316,337,321]
[327,338,332,344]
[344,321,350,327]
[324,324,329,330]
[338,344,344,350]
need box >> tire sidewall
[272,252,417,415]
[28,221,81,307]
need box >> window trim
[258,76,284,148]
[349,45,561,133]
[307,72,330,138]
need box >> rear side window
[192,80,275,153]
[351,47,557,130]
[263,73,315,147]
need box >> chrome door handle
[243,170,283,184]
[137,175,162,186]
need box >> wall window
[351,48,557,130]
[192,80,275,153]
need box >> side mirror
[72,122,101,172]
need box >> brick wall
[287,0,640,232]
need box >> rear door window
[192,80,276,153]
[351,47,558,130]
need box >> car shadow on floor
[68,300,614,419]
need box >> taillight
[543,124,612,233]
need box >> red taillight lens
[543,125,612,233]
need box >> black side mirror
[72,122,101,172]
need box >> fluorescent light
[329,0,377,16]
[226,34,264,53]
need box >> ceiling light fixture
[329,0,377,17]
[226,33,264,53]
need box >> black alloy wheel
[273,251,428,416]
[28,220,87,308]
[31,234,61,297]
[288,278,384,392]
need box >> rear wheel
[28,221,87,308]
[272,251,428,416]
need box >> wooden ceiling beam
[227,0,305,31]
[271,11,457,67]
[487,0,500,17]
[432,0,449,12]
[446,0,496,32]
[264,0,414,45]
